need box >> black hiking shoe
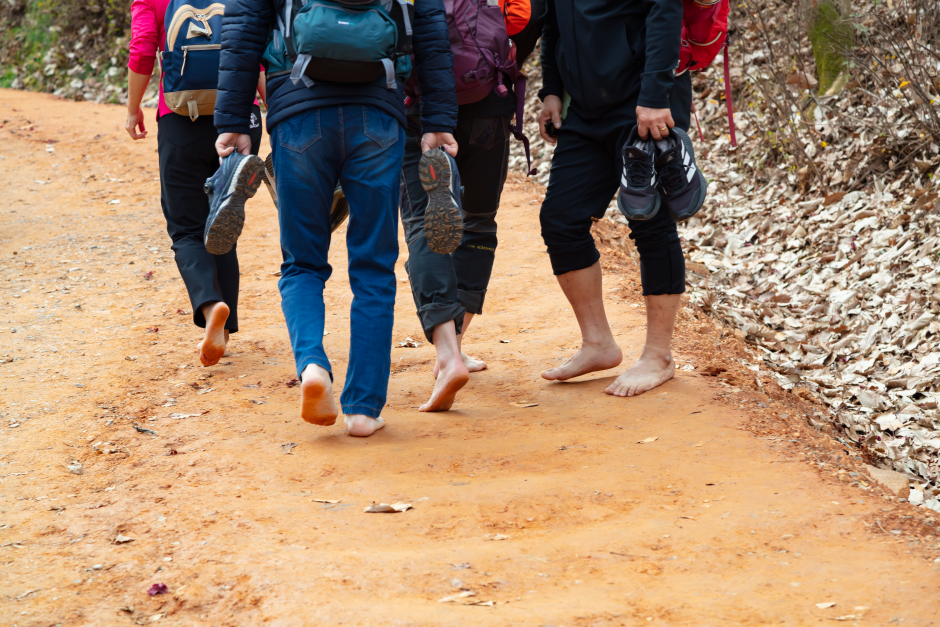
[655,128,708,223]
[203,152,265,255]
[262,153,277,209]
[330,184,350,232]
[260,152,349,232]
[617,126,661,221]
[419,148,463,255]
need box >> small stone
[67,461,84,475]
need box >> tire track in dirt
[0,91,938,626]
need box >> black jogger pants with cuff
[539,74,692,295]
[157,106,262,332]
[401,112,511,343]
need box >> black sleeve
[536,0,563,101]
[638,0,682,109]
[215,0,274,134]
[413,0,458,134]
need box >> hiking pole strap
[512,73,536,176]
[723,41,737,148]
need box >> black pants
[401,112,511,342]
[539,75,692,295]
[157,106,262,331]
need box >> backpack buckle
[381,58,397,90]
[290,54,315,88]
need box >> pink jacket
[129,0,258,120]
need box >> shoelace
[659,157,691,194]
[624,153,654,189]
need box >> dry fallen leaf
[816,602,836,609]
[438,591,476,603]
[484,534,510,541]
[281,442,298,455]
[364,502,412,513]
[312,499,341,504]
[509,401,538,408]
[113,534,134,544]
[638,437,659,444]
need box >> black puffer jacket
[538,0,683,118]
[215,0,457,135]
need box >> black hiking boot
[617,125,661,221]
[655,128,708,223]
[261,152,348,232]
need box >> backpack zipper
[690,30,724,47]
[180,44,222,75]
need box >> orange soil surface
[0,91,938,626]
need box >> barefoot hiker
[401,0,543,412]
[213,0,457,435]
[536,0,707,396]
[126,0,266,366]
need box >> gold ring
[659,127,668,131]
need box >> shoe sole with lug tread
[262,153,277,210]
[205,155,264,255]
[419,150,462,255]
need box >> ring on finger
[659,126,668,131]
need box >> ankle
[581,335,618,351]
[639,349,673,365]
[301,363,330,383]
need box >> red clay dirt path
[0,91,938,626]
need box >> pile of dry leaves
[509,0,940,510]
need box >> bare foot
[300,364,338,426]
[345,414,385,437]
[433,351,487,378]
[420,361,470,412]
[605,352,675,397]
[199,302,230,367]
[541,341,623,381]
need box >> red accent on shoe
[248,172,257,186]
[429,165,436,180]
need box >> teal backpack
[265,0,414,90]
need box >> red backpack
[676,0,737,147]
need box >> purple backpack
[447,0,515,104]
[440,0,535,174]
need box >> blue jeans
[270,105,404,419]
